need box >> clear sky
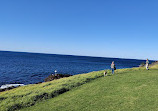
[0,0,158,60]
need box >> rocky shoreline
[1,61,157,92]
[139,61,158,67]
[0,84,25,92]
[44,74,72,82]
[0,74,72,92]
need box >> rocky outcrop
[139,61,158,67]
[0,74,72,92]
[0,84,25,92]
[150,61,158,67]
[44,74,72,82]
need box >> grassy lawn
[21,65,158,111]
[0,69,106,111]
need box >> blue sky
[0,0,158,60]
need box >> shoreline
[1,61,157,92]
[0,51,152,86]
[0,64,158,111]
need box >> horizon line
[0,49,154,61]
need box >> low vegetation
[0,64,158,111]
[22,64,158,111]
[0,70,107,111]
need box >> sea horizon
[0,50,153,61]
[0,50,153,86]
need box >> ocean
[0,51,147,86]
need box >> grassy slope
[0,69,106,111]
[21,65,158,111]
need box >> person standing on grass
[111,61,115,74]
[146,59,149,70]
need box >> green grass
[21,65,158,111]
[1,65,158,111]
[0,69,107,111]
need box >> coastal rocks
[0,84,24,92]
[150,61,158,67]
[139,62,146,67]
[139,61,158,67]
[0,74,72,92]
[44,74,72,82]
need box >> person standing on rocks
[146,59,149,70]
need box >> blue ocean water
[0,51,147,86]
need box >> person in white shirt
[146,59,149,70]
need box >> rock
[139,62,145,67]
[44,74,72,82]
[0,84,25,92]
[150,61,158,67]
